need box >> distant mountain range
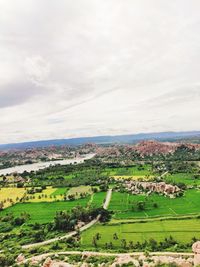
[1,131,200,150]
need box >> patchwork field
[0,187,26,208]
[26,186,60,202]
[0,191,106,224]
[67,185,92,198]
[51,187,68,196]
[81,219,200,248]
[109,190,200,219]
[25,186,92,202]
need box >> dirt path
[160,171,169,178]
[22,189,112,250]
[103,188,112,209]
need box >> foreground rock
[42,257,73,267]
[192,241,200,266]
[17,241,200,266]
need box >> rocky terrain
[96,140,200,159]
[16,241,200,266]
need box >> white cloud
[0,0,200,144]
[24,56,51,84]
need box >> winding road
[22,189,112,250]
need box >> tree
[95,232,101,240]
[153,202,158,208]
[92,236,97,248]
[92,187,98,193]
[129,241,134,249]
[33,229,45,242]
[99,184,108,192]
[54,211,72,231]
[68,194,75,201]
[113,233,118,240]
[0,202,4,211]
[137,201,145,211]
[121,239,127,249]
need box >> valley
[0,141,200,266]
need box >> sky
[0,0,200,144]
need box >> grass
[0,197,91,224]
[81,218,200,248]
[67,185,92,198]
[51,187,68,196]
[0,187,26,208]
[165,173,200,186]
[109,189,200,219]
[90,192,106,208]
[0,191,106,224]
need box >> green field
[0,197,90,224]
[81,219,200,248]
[51,187,68,196]
[0,191,106,224]
[165,173,200,186]
[90,192,106,208]
[109,190,200,219]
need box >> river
[0,154,95,176]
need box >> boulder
[193,241,200,266]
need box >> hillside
[1,131,200,150]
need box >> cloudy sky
[0,0,200,144]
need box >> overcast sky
[0,0,200,144]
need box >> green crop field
[0,191,107,224]
[0,197,91,224]
[51,187,68,196]
[164,173,200,186]
[109,190,200,219]
[90,192,106,208]
[81,219,200,248]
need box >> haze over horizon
[0,0,200,144]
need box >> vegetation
[81,218,200,250]
[0,143,200,266]
[109,189,200,219]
